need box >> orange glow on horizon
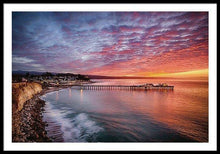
[129,69,208,78]
[153,69,208,77]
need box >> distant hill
[12,71,174,79]
[12,70,44,75]
[87,75,171,79]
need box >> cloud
[13,56,35,64]
[12,12,208,76]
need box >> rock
[12,82,42,112]
[12,91,52,142]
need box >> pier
[78,83,174,90]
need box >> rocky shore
[12,94,51,142]
[12,83,87,142]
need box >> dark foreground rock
[12,94,51,142]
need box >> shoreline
[12,82,91,142]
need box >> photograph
[4,3,217,151]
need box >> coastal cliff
[12,82,42,112]
[12,82,51,142]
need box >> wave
[42,100,104,142]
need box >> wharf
[77,83,174,90]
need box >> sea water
[40,79,208,142]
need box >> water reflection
[89,79,208,141]
[56,91,59,101]
[68,88,72,98]
[80,89,83,103]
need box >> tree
[25,72,30,77]
[42,72,53,76]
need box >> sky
[12,12,208,78]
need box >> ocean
[40,78,208,142]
